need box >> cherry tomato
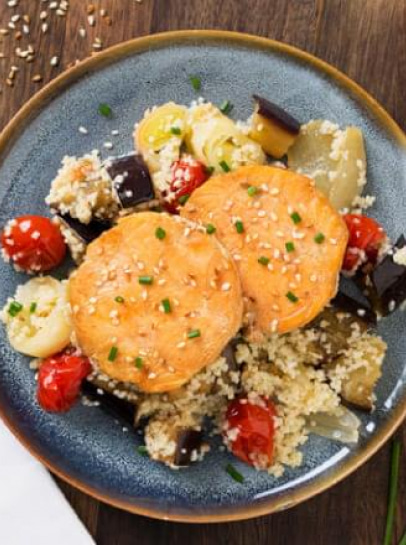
[342,214,386,273]
[224,396,276,469]
[37,349,92,412]
[163,157,209,213]
[1,215,66,273]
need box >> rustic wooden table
[1,1,405,543]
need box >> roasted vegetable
[82,380,137,425]
[107,154,155,209]
[58,213,111,244]
[327,334,387,410]
[134,102,187,172]
[288,120,367,210]
[306,406,360,443]
[331,289,377,326]
[367,236,406,316]
[173,429,203,466]
[249,95,300,158]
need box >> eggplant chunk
[368,236,406,316]
[81,380,137,425]
[107,154,155,208]
[58,213,112,244]
[327,334,387,410]
[249,95,300,158]
[174,429,204,466]
[331,289,377,326]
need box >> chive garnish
[314,232,325,244]
[399,530,406,545]
[135,357,143,369]
[155,226,166,240]
[290,211,302,224]
[137,445,148,456]
[226,463,244,484]
[247,186,258,197]
[108,346,118,362]
[206,223,216,235]
[170,126,182,135]
[115,296,125,303]
[205,166,215,176]
[235,220,244,234]
[29,302,37,314]
[258,256,270,266]
[220,100,233,115]
[138,275,154,285]
[219,160,231,173]
[383,439,401,545]
[8,301,23,317]
[285,241,295,253]
[161,298,171,314]
[178,194,190,205]
[98,103,112,117]
[187,329,201,339]
[286,291,299,303]
[189,75,201,91]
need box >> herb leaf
[189,75,201,91]
[220,100,233,115]
[226,463,244,484]
[98,103,113,118]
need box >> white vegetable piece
[1,276,72,358]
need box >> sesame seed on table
[0,1,405,544]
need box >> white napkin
[0,422,95,545]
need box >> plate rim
[0,29,405,524]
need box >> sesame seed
[50,56,59,67]
[270,187,280,196]
[78,126,88,134]
[177,341,186,349]
[310,274,317,282]
[221,282,231,291]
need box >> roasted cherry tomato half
[37,349,92,412]
[342,214,386,273]
[163,157,209,213]
[1,215,66,273]
[224,396,276,469]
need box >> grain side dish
[2,92,406,479]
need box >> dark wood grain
[1,1,405,544]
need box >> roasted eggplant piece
[221,340,238,371]
[367,236,406,316]
[249,95,300,158]
[331,289,377,326]
[58,213,112,244]
[327,334,387,410]
[173,429,204,466]
[107,154,155,208]
[81,380,137,426]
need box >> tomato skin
[37,349,92,412]
[224,396,276,469]
[163,158,209,213]
[1,215,66,273]
[342,214,386,273]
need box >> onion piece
[306,406,361,444]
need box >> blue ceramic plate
[1,31,406,522]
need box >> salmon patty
[69,212,243,393]
[181,165,348,339]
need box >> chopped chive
[219,160,231,173]
[258,256,270,266]
[205,166,215,176]
[285,241,295,253]
[8,301,23,317]
[226,463,244,484]
[170,126,182,135]
[219,100,233,115]
[161,298,171,314]
[108,346,118,362]
[187,329,201,339]
[189,75,201,91]
[138,275,154,285]
[290,211,302,225]
[206,223,216,235]
[383,439,401,545]
[235,220,244,234]
[286,291,299,303]
[135,357,143,369]
[115,296,125,304]
[29,302,37,314]
[247,185,258,197]
[314,232,325,244]
[178,194,190,205]
[155,226,166,240]
[137,445,148,456]
[98,103,112,118]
